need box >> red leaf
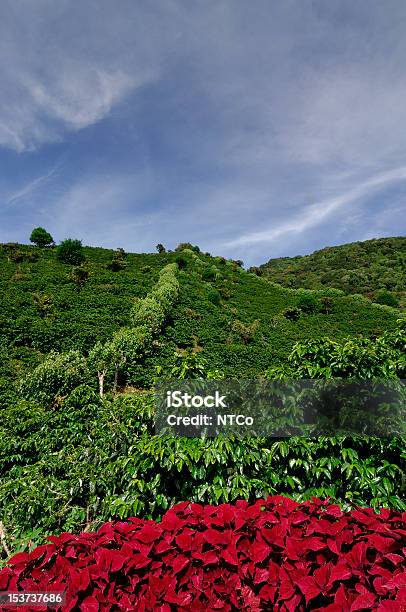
[251,540,270,563]
[137,525,160,544]
[383,553,404,565]
[8,552,31,565]
[254,567,269,585]
[80,596,99,612]
[350,592,377,611]
[171,555,189,575]
[296,576,321,604]
[203,528,230,547]
[328,562,352,587]
[240,586,261,612]
[221,546,238,566]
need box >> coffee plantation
[0,238,405,573]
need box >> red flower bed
[1,496,405,611]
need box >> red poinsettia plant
[0,496,405,611]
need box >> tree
[30,227,54,247]
[248,266,263,276]
[375,290,399,308]
[283,307,300,321]
[175,254,188,269]
[88,341,114,397]
[106,248,127,271]
[56,239,85,265]
[110,327,152,391]
[175,242,194,251]
[156,243,166,253]
[207,289,221,305]
[116,247,127,259]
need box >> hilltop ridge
[259,236,405,309]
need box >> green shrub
[266,320,406,379]
[1,392,405,561]
[297,292,319,314]
[175,255,188,269]
[70,266,90,288]
[283,307,301,321]
[320,296,334,314]
[207,289,221,305]
[218,286,231,300]
[375,290,399,308]
[32,293,53,317]
[9,250,25,263]
[106,258,126,272]
[56,239,85,265]
[231,319,260,344]
[19,350,91,406]
[202,267,217,282]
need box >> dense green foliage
[0,239,405,564]
[260,237,406,309]
[0,322,405,562]
[266,319,406,379]
[56,238,85,265]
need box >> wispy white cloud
[25,68,140,130]
[225,166,406,247]
[3,164,61,209]
[0,66,150,152]
[0,2,159,152]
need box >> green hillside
[259,237,406,309]
[0,241,401,391]
[0,239,405,561]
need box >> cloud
[0,66,150,152]
[25,68,139,130]
[3,164,61,209]
[0,2,158,152]
[225,166,406,248]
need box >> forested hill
[259,237,406,309]
[0,241,402,392]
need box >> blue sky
[0,0,405,266]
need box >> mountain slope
[0,242,402,388]
[259,237,406,309]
